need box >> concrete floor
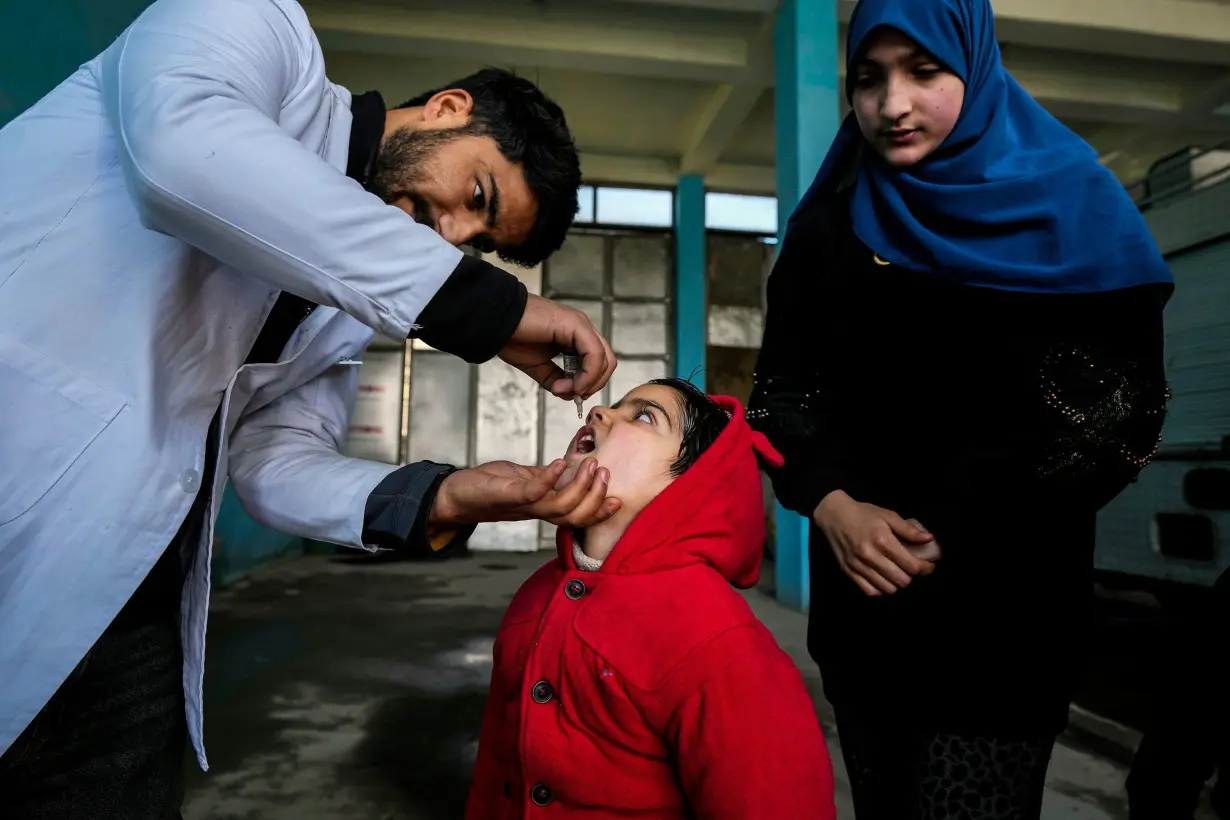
[183,551,1216,820]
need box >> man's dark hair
[398,68,580,267]
[649,377,730,478]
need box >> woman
[749,0,1173,816]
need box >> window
[541,227,673,549]
[575,185,595,223]
[595,187,674,228]
[543,230,673,412]
[705,192,778,234]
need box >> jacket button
[180,469,201,494]
[531,783,554,806]
[532,680,554,704]
[564,579,586,600]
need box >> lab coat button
[180,469,201,494]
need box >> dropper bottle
[561,353,585,419]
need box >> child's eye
[635,410,653,424]
[473,181,486,209]
[914,65,942,79]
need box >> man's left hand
[430,457,621,529]
[499,294,617,401]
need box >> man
[0,0,619,815]
[1126,568,1229,819]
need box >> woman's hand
[813,491,937,597]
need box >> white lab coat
[0,0,467,767]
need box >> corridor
[181,552,1204,819]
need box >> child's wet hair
[649,377,729,477]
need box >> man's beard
[367,125,473,232]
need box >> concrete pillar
[772,0,840,612]
[674,175,707,388]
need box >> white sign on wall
[344,349,405,465]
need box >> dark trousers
[0,609,187,819]
[0,466,206,820]
[1127,569,1229,820]
[835,709,1057,820]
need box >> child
[466,378,836,819]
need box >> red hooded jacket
[465,396,835,819]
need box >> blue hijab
[792,0,1172,294]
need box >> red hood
[557,395,784,588]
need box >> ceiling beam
[305,1,752,84]
[836,0,1230,66]
[706,161,777,194]
[1187,75,1230,116]
[580,153,679,188]
[1086,73,1230,179]
[680,83,767,173]
[581,152,775,194]
[992,0,1230,67]
[311,2,1203,128]
[610,0,778,11]
[308,0,1230,188]
[680,14,776,175]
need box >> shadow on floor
[348,691,489,817]
[184,553,524,820]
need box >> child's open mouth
[571,425,597,456]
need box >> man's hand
[813,491,936,597]
[430,457,622,529]
[499,294,617,401]
[904,518,942,563]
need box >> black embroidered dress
[749,191,1171,735]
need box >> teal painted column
[675,175,707,388]
[773,0,840,612]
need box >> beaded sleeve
[1036,286,1171,510]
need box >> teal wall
[211,485,305,588]
[0,0,153,126]
[3,0,303,585]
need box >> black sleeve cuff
[410,255,529,364]
[769,459,847,521]
[746,401,848,520]
[362,462,476,554]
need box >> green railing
[1125,141,1230,211]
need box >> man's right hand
[813,490,936,597]
[430,457,621,529]
[498,294,617,401]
